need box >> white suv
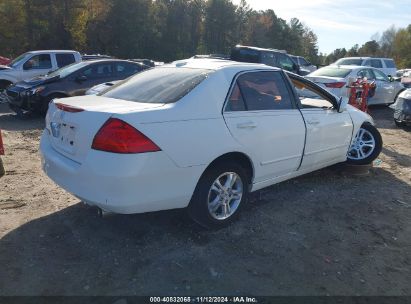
[0,50,81,89]
[332,57,397,77]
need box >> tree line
[0,0,410,68]
[0,0,319,63]
[322,25,411,68]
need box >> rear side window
[370,59,383,68]
[81,63,113,78]
[103,67,211,104]
[310,67,352,78]
[226,71,293,111]
[56,54,76,68]
[384,59,396,68]
[231,48,261,63]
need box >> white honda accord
[40,59,382,228]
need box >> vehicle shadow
[382,147,411,167]
[1,167,410,296]
[368,105,397,130]
[0,103,44,131]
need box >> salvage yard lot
[0,103,410,295]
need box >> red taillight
[55,103,84,113]
[91,118,161,154]
[324,82,346,88]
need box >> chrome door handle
[307,119,320,125]
[237,122,257,129]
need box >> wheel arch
[201,152,255,186]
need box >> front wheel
[347,123,382,165]
[188,162,249,229]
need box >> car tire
[188,161,249,229]
[346,123,382,165]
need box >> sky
[232,0,411,54]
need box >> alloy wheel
[347,127,376,160]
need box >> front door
[370,69,395,105]
[21,54,54,80]
[290,77,353,170]
[223,71,306,183]
[71,62,115,96]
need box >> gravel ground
[0,103,410,296]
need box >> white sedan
[40,59,382,228]
[306,65,404,105]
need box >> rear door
[223,70,305,182]
[289,76,353,170]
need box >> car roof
[81,59,143,65]
[27,50,79,54]
[167,58,280,71]
[234,45,287,54]
[337,57,394,60]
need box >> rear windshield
[334,58,363,66]
[310,67,352,78]
[102,67,212,103]
[231,48,261,63]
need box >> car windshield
[8,53,29,68]
[102,67,212,103]
[310,67,352,78]
[47,61,89,78]
[334,58,363,66]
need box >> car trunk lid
[45,95,165,163]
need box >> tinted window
[232,71,293,111]
[370,59,383,68]
[230,48,261,63]
[372,69,389,82]
[384,59,396,68]
[56,54,76,68]
[115,62,142,76]
[81,63,113,78]
[335,58,363,66]
[23,54,52,70]
[278,54,295,71]
[48,61,88,78]
[226,83,246,111]
[310,67,352,78]
[261,52,277,67]
[103,67,211,104]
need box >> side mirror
[76,75,87,82]
[337,97,348,113]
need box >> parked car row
[6,59,149,114]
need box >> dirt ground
[0,102,410,296]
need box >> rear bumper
[40,130,205,214]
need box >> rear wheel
[39,93,67,115]
[394,119,405,128]
[0,80,12,90]
[347,123,382,165]
[188,162,249,229]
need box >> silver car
[306,65,405,105]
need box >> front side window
[56,54,75,68]
[278,54,295,71]
[372,69,389,82]
[23,54,52,70]
[290,78,334,109]
[261,52,277,67]
[226,71,293,111]
[103,67,211,104]
[81,63,113,79]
